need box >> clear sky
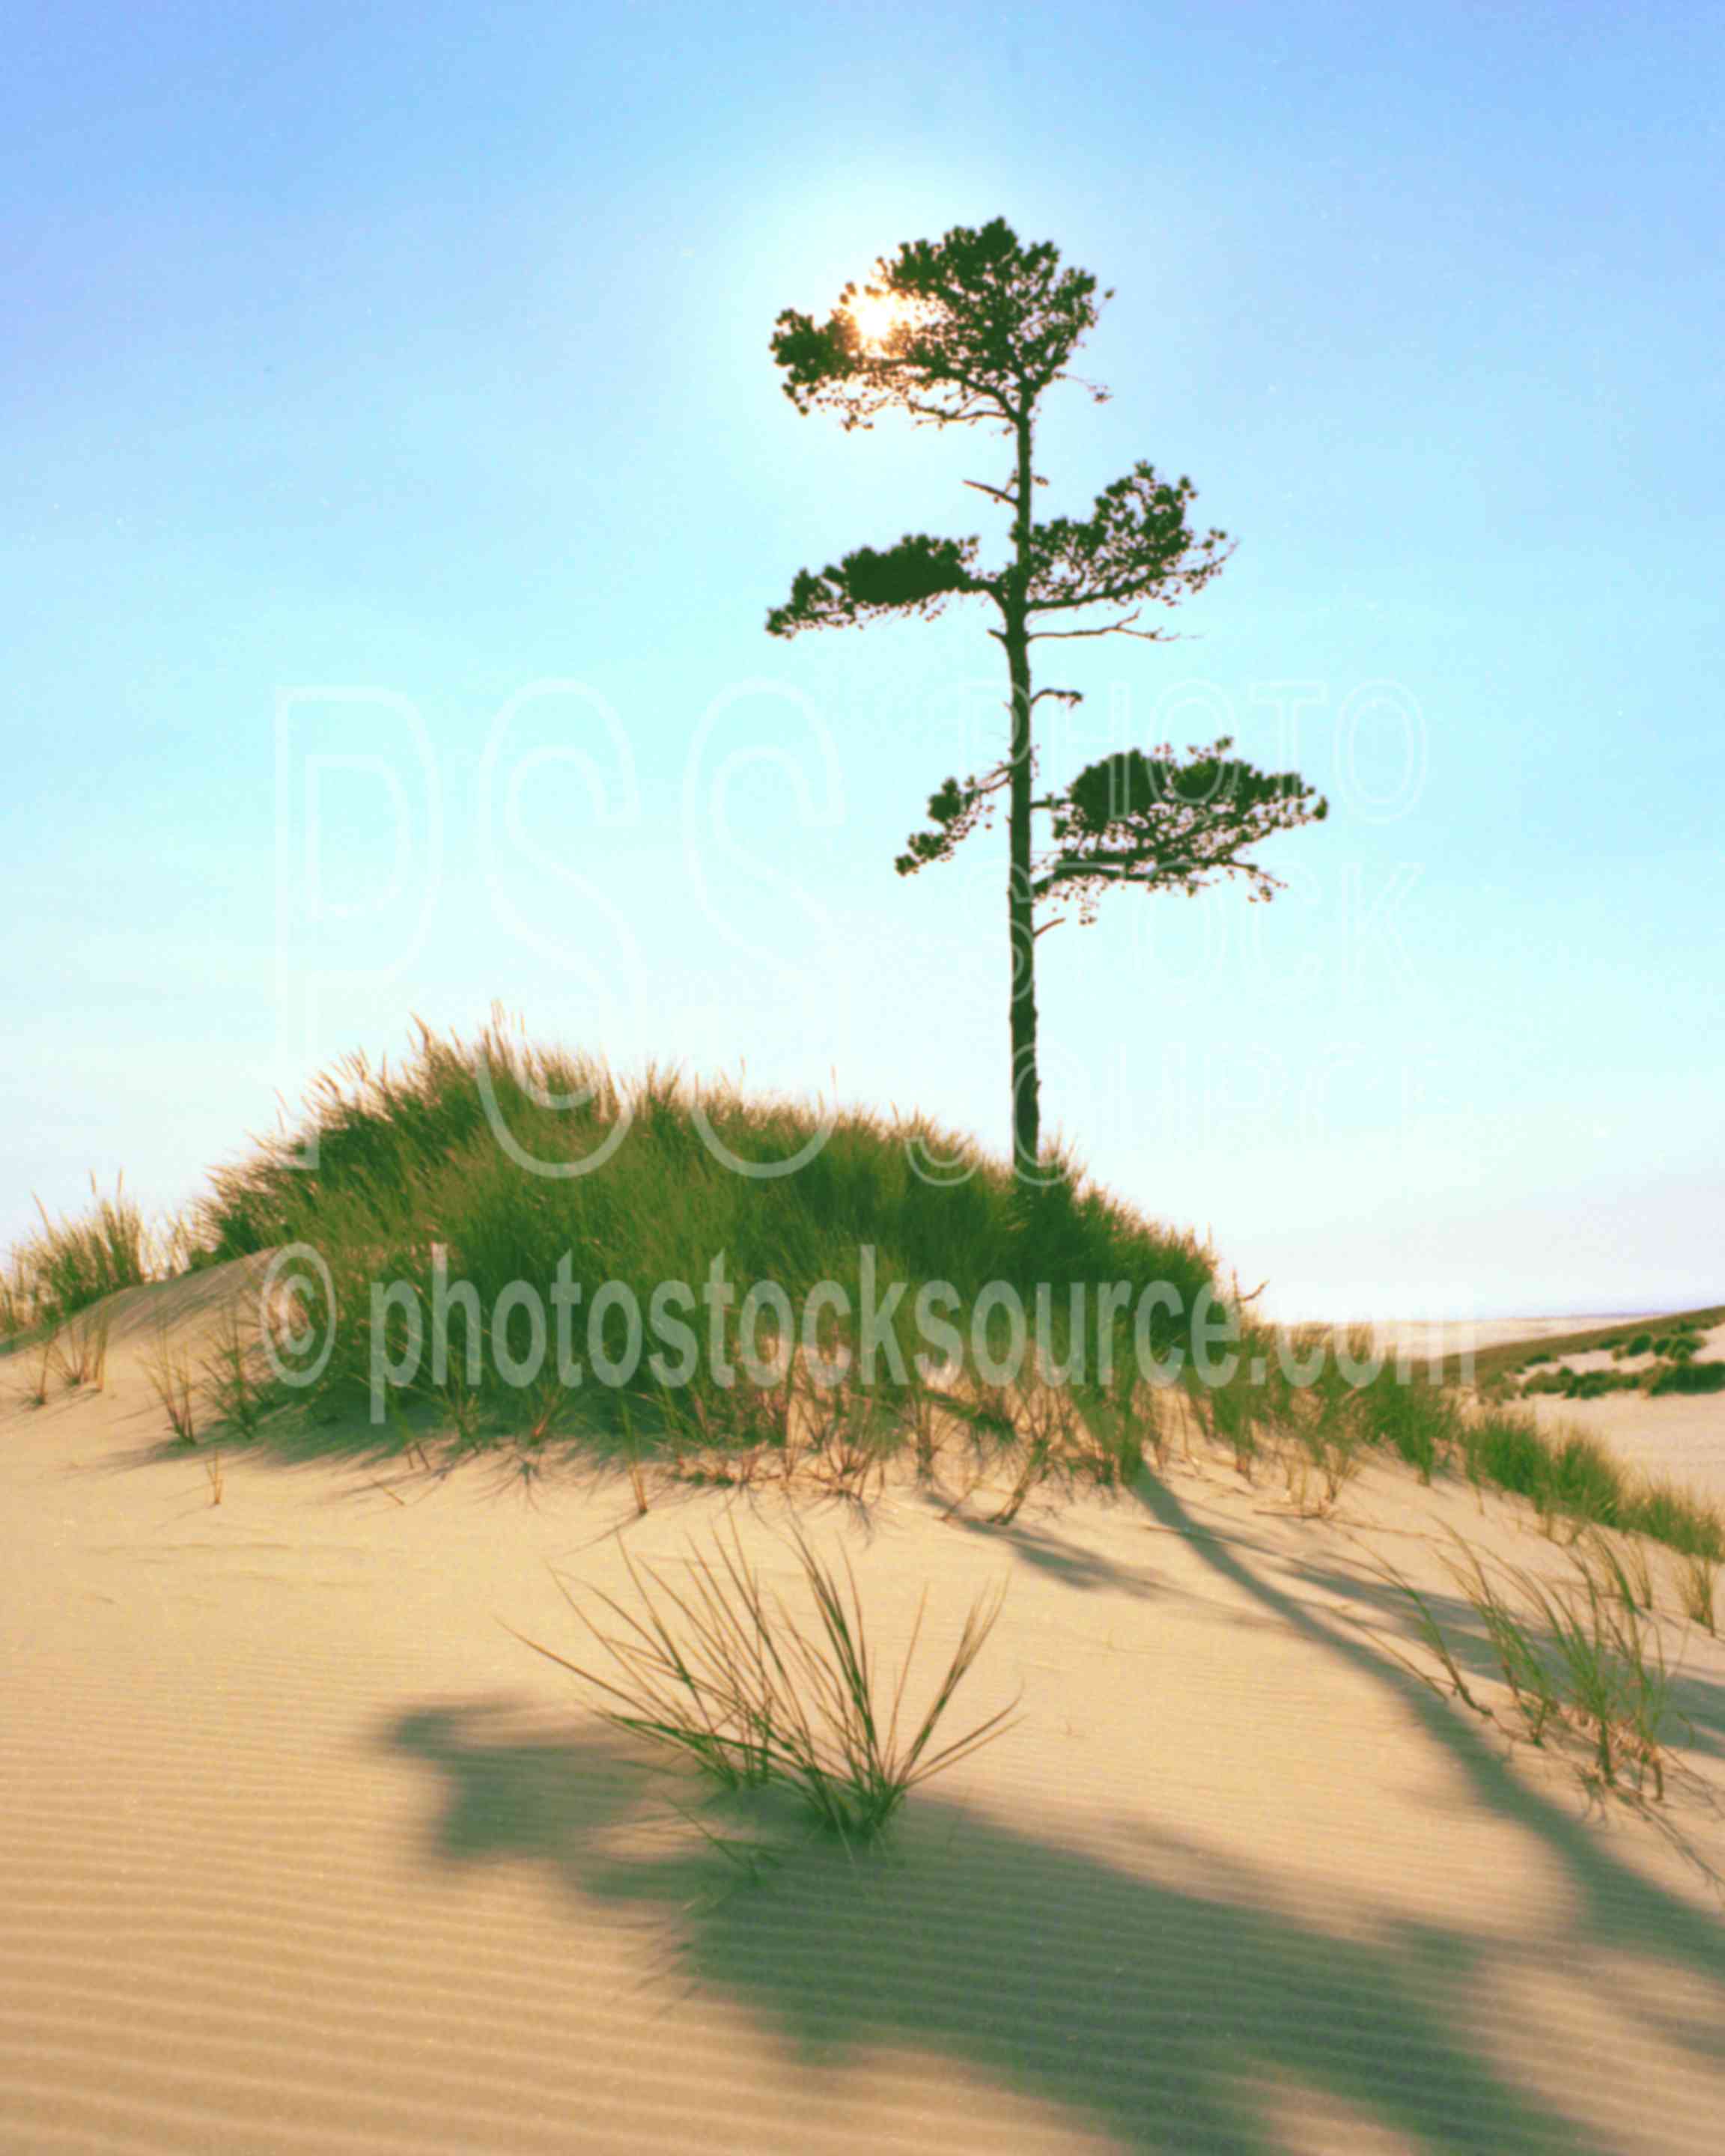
[4,1,1721,1322]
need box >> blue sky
[4,0,1721,1320]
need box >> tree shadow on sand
[383,1698,1698,2155]
[939,1505,1169,1602]
[380,1474,1725,2154]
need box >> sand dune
[4,1267,1725,2153]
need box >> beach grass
[1674,1552,1718,1633]
[7,1173,151,1328]
[141,1324,198,1445]
[1578,1528,1656,1615]
[509,1514,1020,1842]
[1159,1326,1725,1569]
[1435,1406,1724,1558]
[198,1303,270,1439]
[1371,1526,1691,1800]
[196,1017,1216,1463]
[22,1330,57,1408]
[48,1303,112,1391]
[0,1267,27,1343]
[1349,1357,1460,1483]
[1652,1361,1725,1396]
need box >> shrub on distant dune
[1521,1365,1639,1401]
[1567,1368,1640,1400]
[1649,1360,1725,1397]
[1652,1330,1703,1362]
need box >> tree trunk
[1007,409,1040,1177]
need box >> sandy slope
[4,1267,1725,2155]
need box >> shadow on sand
[379,1470,1725,2154]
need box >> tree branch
[1029,609,1162,642]
[1032,737,1329,922]
[766,533,988,638]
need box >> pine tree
[769,217,1325,1174]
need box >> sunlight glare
[847,284,905,352]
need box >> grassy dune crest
[195,1019,1217,1451]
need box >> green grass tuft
[141,1324,199,1446]
[1372,1526,1692,1802]
[6,1173,151,1328]
[1352,1361,1458,1482]
[48,1303,112,1391]
[510,1515,1020,1843]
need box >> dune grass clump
[141,1325,198,1445]
[1542,1428,1631,1529]
[1457,1405,1567,1507]
[1351,1359,1458,1483]
[1185,1323,1464,1517]
[1515,1348,1718,1400]
[198,1304,273,1439]
[1445,1404,1725,1560]
[1184,1329,1273,1482]
[511,1517,1019,1843]
[1270,1400,1363,1517]
[1372,1528,1691,1801]
[1182,1339,1725,1571]
[1651,1360,1725,1397]
[1254,1328,1370,1513]
[1455,1409,1621,1536]
[1455,1307,1725,1396]
[1141,1320,1725,1565]
[49,1303,112,1391]
[1674,1553,1718,1633]
[1522,1365,1642,1401]
[5,1174,151,1330]
[1578,1528,1655,1615]
[1616,1478,1725,1561]
[22,1330,56,1407]
[1654,1328,1704,1362]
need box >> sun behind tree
[843,284,904,351]
[841,280,922,356]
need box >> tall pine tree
[769,218,1325,1174]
